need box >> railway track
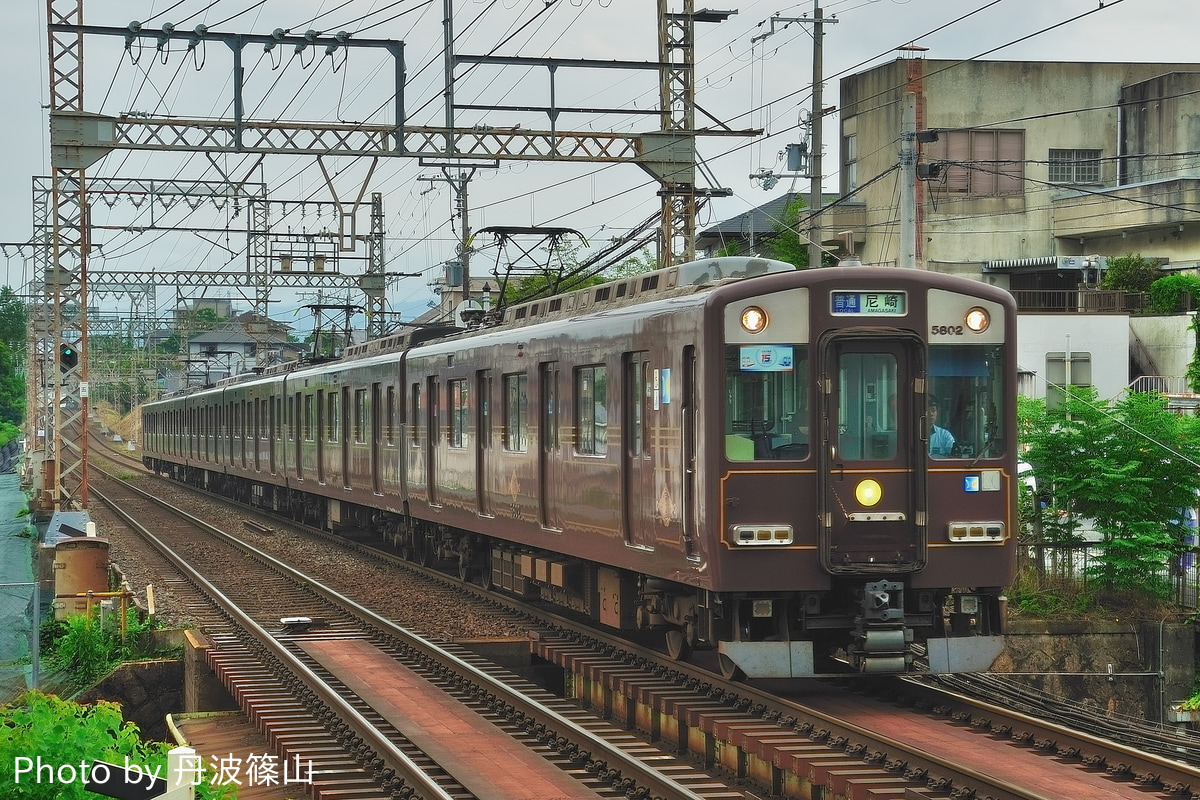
[91,466,754,800]
[90,438,1200,799]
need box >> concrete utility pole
[751,3,836,269]
[899,92,918,268]
[808,0,828,271]
[419,168,476,315]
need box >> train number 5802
[931,324,964,336]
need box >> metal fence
[1017,542,1200,608]
[1009,289,1198,315]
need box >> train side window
[327,390,339,442]
[304,394,314,441]
[354,388,367,443]
[503,372,528,452]
[542,363,559,452]
[575,364,607,456]
[477,371,491,449]
[386,386,396,445]
[410,383,421,446]
[723,344,809,461]
[448,379,468,448]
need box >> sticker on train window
[831,291,907,316]
[739,345,795,372]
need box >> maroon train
[143,257,1017,677]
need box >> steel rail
[95,469,717,800]
[91,478,458,800]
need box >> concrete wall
[1130,313,1197,377]
[838,59,1200,269]
[997,620,1194,726]
[1016,314,1130,401]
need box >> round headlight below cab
[855,478,883,507]
[965,307,990,333]
[740,306,768,334]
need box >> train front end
[710,267,1016,677]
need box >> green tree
[500,240,605,305]
[1100,253,1162,293]
[0,287,27,426]
[604,247,659,279]
[768,197,838,268]
[0,286,27,355]
[1019,389,1200,601]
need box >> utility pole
[751,3,836,269]
[419,168,477,315]
[899,92,918,268]
[808,0,828,271]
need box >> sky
[1,0,1197,331]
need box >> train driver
[928,398,955,458]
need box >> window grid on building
[1048,148,1101,184]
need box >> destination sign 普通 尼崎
[830,291,906,316]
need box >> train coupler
[850,580,914,673]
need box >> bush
[0,691,236,799]
[1148,273,1200,314]
[1100,254,1162,293]
[41,609,168,690]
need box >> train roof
[341,256,795,362]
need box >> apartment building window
[927,129,1024,196]
[844,133,858,193]
[1045,351,1091,410]
[1048,149,1101,184]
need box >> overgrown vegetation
[0,691,236,799]
[1013,390,1200,618]
[1146,273,1200,393]
[40,609,174,690]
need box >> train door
[427,376,439,507]
[250,398,258,472]
[538,361,561,530]
[476,369,492,517]
[623,352,654,549]
[371,383,382,495]
[681,345,698,560]
[818,334,926,574]
[341,386,351,489]
[316,390,325,484]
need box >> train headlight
[964,306,990,333]
[740,306,768,334]
[855,479,882,507]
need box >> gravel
[89,447,524,642]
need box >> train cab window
[928,344,1006,459]
[575,365,607,456]
[836,353,898,461]
[448,379,468,448]
[724,344,809,461]
[503,372,528,452]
